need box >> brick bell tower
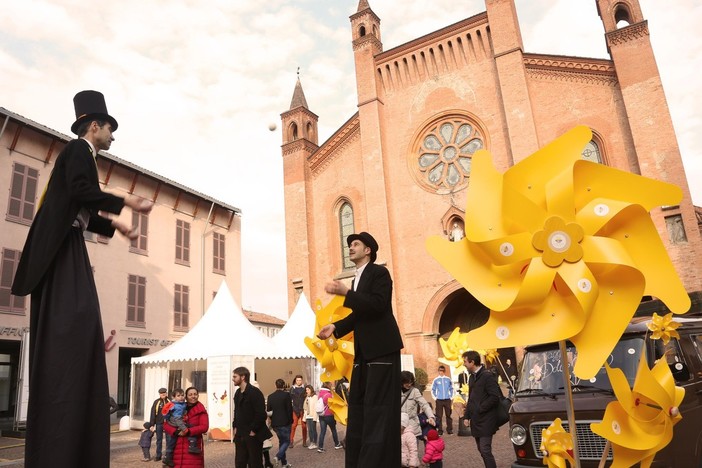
[597,0,702,294]
[281,75,319,311]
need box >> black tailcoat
[11,138,125,468]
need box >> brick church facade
[280,0,702,371]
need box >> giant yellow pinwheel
[591,354,684,467]
[540,418,575,468]
[426,126,690,378]
[304,295,355,382]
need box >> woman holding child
[163,386,209,467]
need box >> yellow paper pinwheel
[438,327,471,370]
[304,295,355,382]
[484,348,499,365]
[328,390,349,426]
[540,418,574,468]
[591,354,684,467]
[460,383,469,395]
[647,312,681,345]
[426,126,690,378]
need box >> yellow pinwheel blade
[570,264,645,379]
[595,204,690,313]
[591,401,661,451]
[465,283,586,349]
[573,159,683,212]
[426,236,526,311]
[328,392,348,426]
[504,126,592,209]
[464,150,508,241]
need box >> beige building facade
[0,107,242,421]
[281,0,702,373]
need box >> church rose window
[410,114,485,193]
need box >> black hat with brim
[71,90,118,135]
[347,231,378,263]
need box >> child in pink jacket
[401,412,419,468]
[422,429,445,468]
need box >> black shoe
[153,457,161,462]
[438,430,444,436]
[162,458,175,467]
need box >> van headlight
[510,424,527,446]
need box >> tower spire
[289,72,308,110]
[357,0,370,12]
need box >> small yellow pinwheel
[647,312,681,345]
[304,295,355,382]
[484,349,499,365]
[452,393,466,405]
[540,418,575,468]
[328,390,349,426]
[591,354,684,467]
[439,327,471,369]
[427,126,690,379]
[460,383,469,395]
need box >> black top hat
[346,231,378,263]
[71,90,118,135]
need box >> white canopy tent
[129,283,318,437]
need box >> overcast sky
[1,0,699,319]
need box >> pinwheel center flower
[532,216,584,267]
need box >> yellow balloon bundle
[426,126,690,379]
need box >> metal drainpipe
[0,115,9,141]
[201,202,215,321]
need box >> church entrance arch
[423,281,517,387]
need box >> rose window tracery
[410,116,485,193]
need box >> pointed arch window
[290,122,299,141]
[339,202,355,270]
[581,139,602,163]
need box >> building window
[213,232,225,274]
[130,212,148,254]
[7,163,39,225]
[174,284,189,331]
[665,215,688,244]
[339,202,355,270]
[581,140,602,163]
[175,220,190,265]
[410,114,485,193]
[127,274,146,326]
[0,249,25,314]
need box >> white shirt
[353,261,369,291]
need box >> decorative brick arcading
[309,117,360,175]
[524,55,617,86]
[282,139,318,157]
[606,21,649,47]
[353,34,382,52]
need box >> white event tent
[129,282,317,438]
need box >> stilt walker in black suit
[319,232,404,468]
[12,90,154,468]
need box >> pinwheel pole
[558,340,581,468]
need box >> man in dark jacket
[149,388,171,462]
[233,367,272,468]
[463,350,501,468]
[319,231,404,467]
[267,379,294,467]
[11,90,153,468]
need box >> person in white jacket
[401,412,419,468]
[303,385,319,450]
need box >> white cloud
[1,0,699,318]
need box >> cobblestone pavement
[0,423,518,467]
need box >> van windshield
[516,337,645,394]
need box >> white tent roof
[132,281,278,364]
[271,293,316,359]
